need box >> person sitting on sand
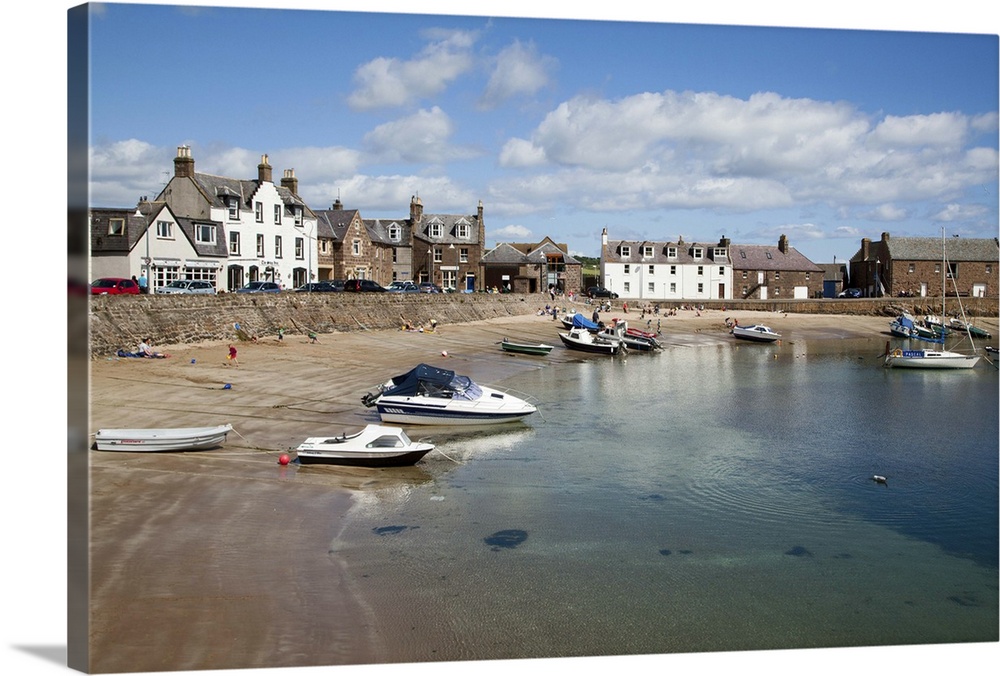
[138,337,167,358]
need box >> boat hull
[731,326,781,342]
[886,350,980,369]
[94,424,233,451]
[558,332,621,354]
[375,398,536,425]
[500,340,554,356]
[296,447,433,467]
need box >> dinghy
[295,424,435,466]
[94,424,233,452]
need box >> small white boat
[295,424,435,466]
[558,326,624,355]
[93,424,233,452]
[499,338,555,356]
[731,324,782,343]
[361,364,537,426]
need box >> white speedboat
[295,425,435,466]
[731,324,782,343]
[884,348,980,370]
[361,364,537,425]
[93,424,233,451]
[558,326,624,355]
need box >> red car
[90,277,140,295]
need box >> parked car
[90,277,140,295]
[418,282,443,294]
[587,286,619,299]
[327,279,345,292]
[236,281,282,294]
[386,281,420,293]
[156,279,217,295]
[343,279,387,292]
[837,288,862,298]
[294,282,338,293]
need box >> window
[293,207,302,226]
[229,231,240,256]
[623,282,630,293]
[667,247,677,258]
[647,282,655,293]
[156,220,173,238]
[693,248,703,260]
[352,240,361,256]
[670,265,676,275]
[697,266,704,276]
[255,202,263,222]
[295,237,304,260]
[392,248,398,263]
[274,204,282,224]
[624,264,631,274]
[196,224,216,245]
[275,236,283,258]
[388,225,401,242]
[805,272,810,281]
[987,264,993,274]
[774,271,780,280]
[908,263,915,273]
[742,271,748,279]
[669,282,676,293]
[256,234,265,257]
[227,197,239,220]
[457,223,470,238]
[718,267,725,276]
[714,247,727,258]
[697,283,704,294]
[433,248,442,263]
[430,222,442,238]
[621,246,631,258]
[320,239,329,254]
[643,246,653,258]
[648,265,655,275]
[934,263,941,273]
[108,218,125,236]
[460,248,469,263]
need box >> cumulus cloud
[347,29,477,111]
[362,107,480,163]
[479,40,556,110]
[490,224,533,240]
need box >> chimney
[719,236,731,248]
[258,154,272,183]
[778,234,789,254]
[281,169,298,195]
[601,227,608,247]
[331,198,343,211]
[477,200,484,221]
[173,145,195,178]
[861,237,871,261]
[410,195,423,223]
[881,232,890,243]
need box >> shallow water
[330,339,998,661]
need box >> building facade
[731,235,824,299]
[481,237,582,294]
[154,146,318,291]
[849,232,999,298]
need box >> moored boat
[731,324,781,343]
[294,424,435,466]
[93,424,233,452]
[499,338,554,356]
[948,318,992,339]
[599,319,661,351]
[883,347,980,370]
[361,363,537,425]
[558,326,624,354]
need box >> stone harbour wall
[87,292,997,358]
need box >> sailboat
[884,230,980,370]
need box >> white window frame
[256,234,265,257]
[274,204,282,225]
[108,218,125,236]
[229,231,240,256]
[295,237,304,260]
[227,198,239,221]
[156,220,173,239]
[621,246,631,258]
[460,248,469,263]
[275,235,283,259]
[667,247,677,258]
[643,246,653,258]
[352,240,361,256]
[196,223,216,245]
[255,202,263,223]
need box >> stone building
[313,199,393,284]
[849,232,999,298]
[731,235,825,300]
[481,237,582,294]
[408,196,487,292]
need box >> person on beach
[277,327,285,341]
[309,332,318,343]
[138,337,166,358]
[227,344,239,367]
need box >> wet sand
[85,308,997,672]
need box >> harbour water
[329,338,998,662]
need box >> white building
[600,228,733,300]
[154,146,317,291]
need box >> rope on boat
[424,438,462,464]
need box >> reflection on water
[331,340,998,661]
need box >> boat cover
[571,314,600,330]
[381,363,483,400]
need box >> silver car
[156,279,217,295]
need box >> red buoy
[278,453,290,466]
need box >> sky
[2,3,999,676]
[81,1,998,265]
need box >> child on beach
[226,344,239,367]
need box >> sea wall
[87,292,998,357]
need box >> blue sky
[85,1,997,267]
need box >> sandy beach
[84,308,997,672]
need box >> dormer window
[195,223,216,245]
[388,225,401,242]
[293,207,302,226]
[227,197,239,220]
[620,245,631,258]
[430,222,443,238]
[108,218,124,236]
[667,246,677,258]
[643,246,653,258]
[693,248,703,260]
[714,247,726,258]
[457,223,470,238]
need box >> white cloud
[363,107,480,163]
[347,29,477,110]
[869,112,968,148]
[490,224,532,240]
[479,40,556,110]
[931,202,989,222]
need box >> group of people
[136,337,166,358]
[130,273,149,294]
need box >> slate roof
[605,240,729,266]
[482,240,581,266]
[730,243,823,272]
[314,207,359,242]
[90,207,147,253]
[414,213,481,244]
[188,172,313,216]
[852,236,1000,263]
